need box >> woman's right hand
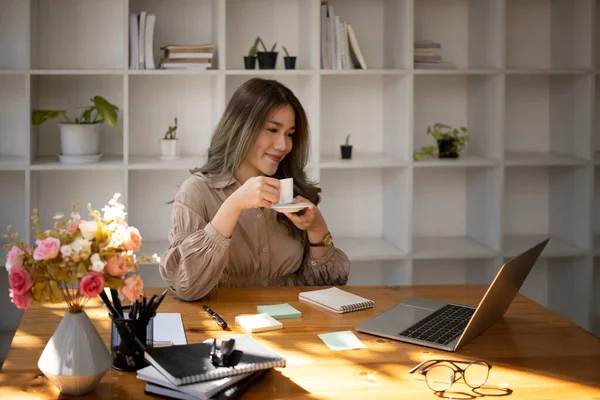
[229,176,280,211]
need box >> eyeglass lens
[463,361,489,388]
[425,365,455,392]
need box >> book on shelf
[143,335,285,386]
[320,1,367,70]
[413,40,456,69]
[159,44,214,70]
[129,11,156,70]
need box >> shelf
[226,69,314,76]
[413,154,497,168]
[128,156,206,170]
[504,69,591,75]
[503,234,587,258]
[413,69,500,75]
[0,70,28,75]
[319,153,407,169]
[30,69,125,75]
[506,0,591,70]
[505,151,589,167]
[128,69,220,76]
[331,237,407,262]
[0,156,27,170]
[321,69,409,75]
[31,156,124,170]
[412,236,498,259]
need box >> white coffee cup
[279,178,293,204]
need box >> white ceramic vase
[160,139,179,160]
[58,123,101,156]
[37,310,112,396]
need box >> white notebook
[298,287,374,313]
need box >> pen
[203,305,228,330]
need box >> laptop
[355,238,549,352]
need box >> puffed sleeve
[296,244,350,286]
[158,177,231,301]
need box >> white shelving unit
[1,0,599,335]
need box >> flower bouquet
[3,193,144,396]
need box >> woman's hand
[229,176,280,211]
[284,196,328,240]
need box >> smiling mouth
[267,154,282,163]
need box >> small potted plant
[160,117,179,160]
[256,37,278,69]
[413,123,470,160]
[340,134,353,159]
[32,96,119,164]
[282,46,296,70]
[244,37,260,70]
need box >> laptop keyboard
[399,304,475,346]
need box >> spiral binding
[340,300,374,313]
[181,359,286,385]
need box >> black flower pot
[340,145,353,159]
[257,52,278,69]
[244,56,256,70]
[437,138,459,158]
[284,56,297,69]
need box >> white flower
[53,212,64,220]
[70,211,81,221]
[102,206,127,224]
[108,225,129,248]
[78,221,98,240]
[90,253,106,272]
[71,238,91,253]
[60,245,73,257]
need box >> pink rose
[6,246,25,272]
[9,289,32,310]
[121,275,143,302]
[123,227,142,251]
[79,272,105,297]
[33,237,60,261]
[9,266,32,295]
[105,255,128,276]
[67,219,83,234]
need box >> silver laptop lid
[454,238,549,350]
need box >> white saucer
[270,202,312,213]
[58,153,103,164]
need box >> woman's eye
[268,128,278,133]
[286,132,294,137]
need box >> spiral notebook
[298,287,374,313]
[144,334,285,386]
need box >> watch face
[323,234,333,245]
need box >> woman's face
[244,104,295,177]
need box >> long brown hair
[192,77,320,238]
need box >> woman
[159,78,350,301]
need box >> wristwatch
[309,231,333,247]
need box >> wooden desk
[1,286,599,399]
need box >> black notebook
[144,335,285,386]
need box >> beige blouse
[158,172,350,301]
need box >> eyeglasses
[210,338,236,367]
[409,359,492,392]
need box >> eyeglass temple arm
[408,359,439,374]
[409,359,489,374]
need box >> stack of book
[320,1,367,70]
[136,335,285,399]
[413,40,456,69]
[159,44,214,70]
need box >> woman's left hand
[283,196,327,234]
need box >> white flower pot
[58,123,101,156]
[37,311,112,396]
[160,139,179,160]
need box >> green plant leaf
[413,153,423,160]
[92,96,119,132]
[32,110,68,125]
[80,106,94,124]
[248,37,261,56]
[258,37,267,52]
[270,42,277,52]
[283,46,290,57]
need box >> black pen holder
[110,313,154,372]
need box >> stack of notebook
[136,335,285,399]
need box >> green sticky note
[256,303,302,320]
[318,330,368,351]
